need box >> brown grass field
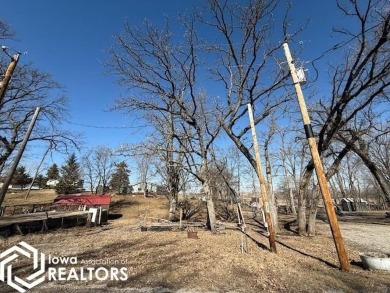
[0,190,389,292]
[2,189,58,206]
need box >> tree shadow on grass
[240,230,269,251]
[110,198,139,210]
[276,239,339,269]
[283,220,299,235]
[246,217,339,269]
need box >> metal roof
[53,194,111,206]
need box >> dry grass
[2,189,57,206]
[0,194,389,292]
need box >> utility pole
[247,103,277,253]
[25,141,52,199]
[282,42,350,270]
[0,50,21,106]
[0,107,41,206]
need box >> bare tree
[369,127,390,186]
[263,119,279,229]
[152,138,184,220]
[0,62,80,172]
[173,92,222,230]
[81,146,115,194]
[336,118,390,201]
[82,151,98,193]
[134,150,153,197]
[0,19,81,178]
[0,20,80,207]
[294,0,390,234]
[0,18,14,41]
[330,151,365,201]
[277,129,309,234]
[277,129,300,215]
[108,12,224,228]
[117,114,184,221]
[199,0,299,231]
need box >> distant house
[341,198,353,212]
[46,179,59,188]
[6,184,39,190]
[340,198,368,212]
[132,182,168,195]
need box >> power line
[64,120,148,129]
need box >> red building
[53,194,111,212]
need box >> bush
[215,201,236,221]
[177,199,201,220]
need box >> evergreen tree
[110,161,130,194]
[35,174,47,189]
[55,154,82,194]
[11,166,32,189]
[47,163,60,180]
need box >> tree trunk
[168,196,177,221]
[289,188,297,214]
[206,199,217,232]
[297,163,315,235]
[143,180,147,197]
[307,204,318,236]
[297,189,307,235]
[307,190,320,236]
[281,151,297,215]
[167,167,179,222]
[203,181,217,232]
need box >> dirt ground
[0,192,389,293]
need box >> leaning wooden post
[247,103,277,253]
[283,42,350,270]
[179,207,183,229]
[25,141,52,199]
[0,52,21,106]
[0,107,41,206]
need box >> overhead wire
[64,120,149,129]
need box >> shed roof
[341,197,368,203]
[53,194,111,206]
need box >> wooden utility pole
[282,42,350,270]
[25,141,52,199]
[0,52,21,106]
[0,107,41,206]
[247,103,277,253]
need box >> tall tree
[47,163,60,180]
[134,150,153,197]
[336,119,390,201]
[55,153,82,194]
[35,174,47,189]
[110,161,130,194]
[81,146,115,194]
[11,166,32,189]
[296,0,390,234]
[198,0,296,233]
[108,14,221,226]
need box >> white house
[132,182,167,195]
[46,179,59,188]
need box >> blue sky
[1,0,347,172]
